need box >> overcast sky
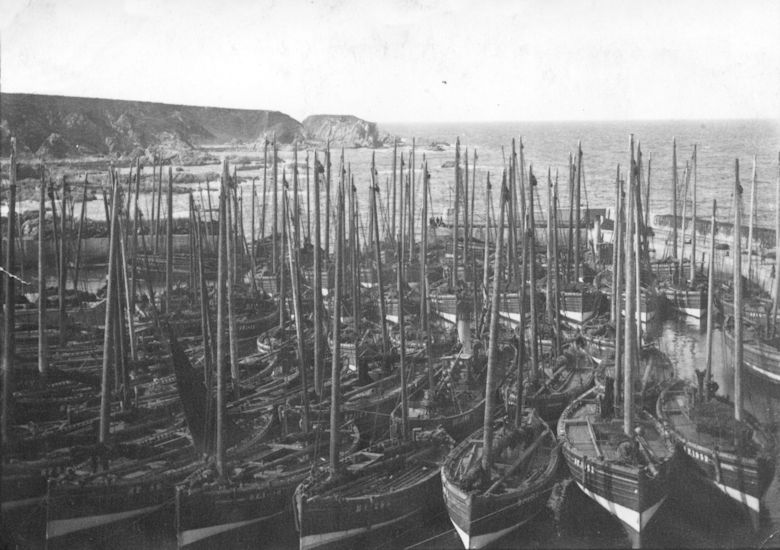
[2,0,778,122]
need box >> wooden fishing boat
[723,326,780,384]
[390,352,487,440]
[619,287,661,323]
[657,378,775,525]
[441,410,561,548]
[502,345,596,422]
[294,429,454,550]
[175,423,361,548]
[661,285,706,319]
[558,287,603,325]
[557,385,674,546]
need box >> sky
[1,0,779,123]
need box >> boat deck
[564,402,671,460]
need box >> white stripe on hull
[385,315,399,325]
[178,510,285,547]
[574,481,666,534]
[47,504,163,539]
[560,310,596,325]
[745,362,780,383]
[713,481,761,513]
[450,510,538,549]
[299,509,417,550]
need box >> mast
[672,138,678,262]
[624,136,636,437]
[690,145,698,286]
[704,200,717,401]
[527,166,539,381]
[225,178,239,400]
[370,153,389,368]
[59,177,67,338]
[452,138,460,287]
[216,160,228,478]
[567,153,574,282]
[313,151,324,397]
[575,142,582,282]
[420,160,434,390]
[678,162,690,284]
[285,183,310,433]
[482,173,507,472]
[272,135,278,275]
[391,139,397,242]
[747,156,757,283]
[614,170,624,416]
[329,172,345,475]
[99,168,120,444]
[482,175,491,307]
[733,159,743,422]
[1,139,17,445]
[773,153,780,333]
[611,165,621,324]
[72,176,88,291]
[166,166,173,314]
[397,235,409,440]
[546,168,554,322]
[249,175,258,295]
[39,166,48,379]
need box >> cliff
[0,93,304,160]
[302,114,388,148]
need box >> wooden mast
[272,135,279,275]
[733,158,743,422]
[99,168,120,444]
[72,176,88,291]
[567,153,574,283]
[58,176,67,338]
[614,169,624,416]
[313,151,324,397]
[527,166,539,382]
[672,138,678,262]
[624,137,636,437]
[747,156,757,283]
[690,145,698,286]
[574,142,582,282]
[225,175,239,400]
[166,166,173,313]
[391,139,397,243]
[250,175,258,295]
[611,165,621,324]
[216,159,228,478]
[38,166,48,380]
[482,172,507,472]
[370,153,389,367]
[397,234,409,440]
[773,153,780,333]
[420,160,434,391]
[285,180,310,433]
[546,168,554,322]
[705,200,717,401]
[452,138,460,287]
[329,168,345,475]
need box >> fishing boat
[657,379,775,525]
[441,170,562,549]
[175,423,361,548]
[558,385,674,546]
[441,410,560,549]
[558,139,675,548]
[294,429,453,549]
[502,344,596,422]
[558,286,603,325]
[390,351,487,440]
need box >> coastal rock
[1,93,305,159]
[302,114,385,148]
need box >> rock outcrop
[302,114,387,148]
[1,93,304,159]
